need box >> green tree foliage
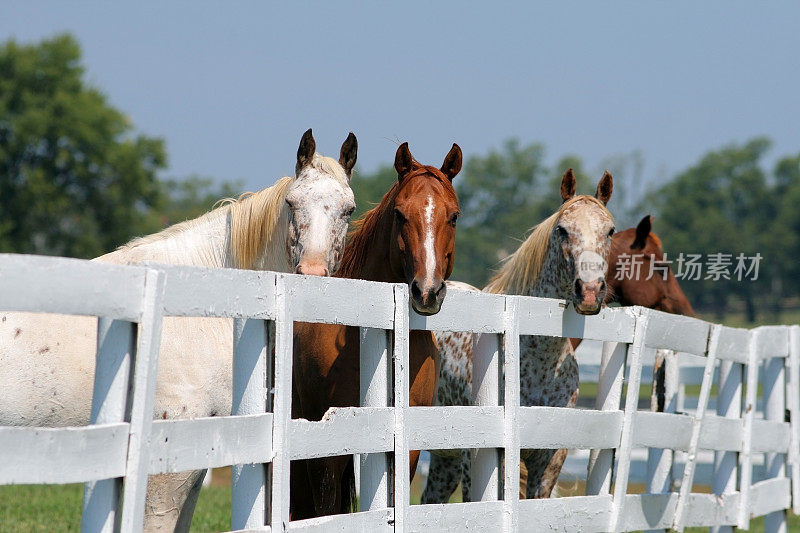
[646,138,776,321]
[157,175,244,229]
[0,34,166,258]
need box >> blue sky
[2,2,798,192]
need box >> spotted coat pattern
[421,197,614,503]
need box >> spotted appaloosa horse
[291,142,462,519]
[423,209,697,503]
[421,168,615,503]
[0,129,357,532]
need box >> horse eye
[285,198,295,210]
[449,213,460,226]
[608,227,616,237]
[344,206,355,217]
[394,209,407,223]
[556,225,568,238]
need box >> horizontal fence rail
[0,254,798,532]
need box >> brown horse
[569,214,694,349]
[291,142,462,519]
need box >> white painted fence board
[751,419,791,454]
[518,407,623,449]
[408,289,505,333]
[289,408,393,459]
[516,297,637,342]
[518,495,612,533]
[406,406,504,451]
[0,254,146,321]
[716,326,751,363]
[407,502,503,532]
[285,274,396,329]
[153,264,277,319]
[634,411,692,450]
[749,478,792,518]
[700,415,743,452]
[149,414,273,474]
[288,508,394,533]
[755,326,789,360]
[621,493,740,530]
[0,424,128,484]
[644,309,710,354]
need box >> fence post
[471,324,501,502]
[269,276,293,532]
[643,349,678,533]
[359,327,390,510]
[231,318,271,529]
[646,349,678,492]
[118,269,165,533]
[763,341,788,533]
[393,284,410,533]
[788,326,800,515]
[673,326,718,532]
[586,340,627,495]
[711,356,743,533]
[738,329,760,530]
[609,309,649,532]
[502,298,520,533]
[82,318,136,533]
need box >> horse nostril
[600,280,606,292]
[411,281,423,301]
[574,279,582,296]
[435,281,446,297]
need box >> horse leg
[143,469,206,532]
[305,454,352,516]
[421,452,461,504]
[523,448,567,499]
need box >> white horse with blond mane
[0,129,357,531]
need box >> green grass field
[3,478,798,532]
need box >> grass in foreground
[3,477,798,532]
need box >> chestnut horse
[291,142,462,518]
[569,214,695,350]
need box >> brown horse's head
[608,215,694,316]
[389,142,462,315]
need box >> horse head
[285,129,357,276]
[555,168,615,315]
[390,142,462,315]
[608,215,695,316]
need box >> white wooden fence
[0,253,798,532]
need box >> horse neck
[520,238,573,369]
[338,206,397,283]
[248,205,291,272]
[527,239,571,301]
[100,209,232,268]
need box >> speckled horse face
[285,129,357,276]
[554,169,615,315]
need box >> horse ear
[440,143,463,181]
[394,142,414,181]
[595,170,613,205]
[632,215,651,250]
[560,168,576,203]
[296,128,316,174]
[339,132,358,179]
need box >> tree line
[2,35,798,323]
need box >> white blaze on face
[424,195,436,288]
